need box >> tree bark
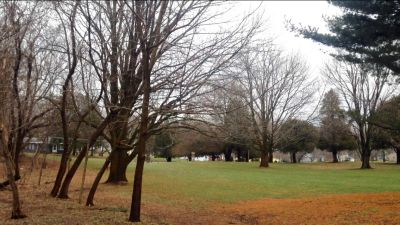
[360,142,371,169]
[268,149,273,163]
[291,152,297,163]
[1,127,26,219]
[395,148,400,164]
[50,1,79,197]
[129,17,153,219]
[86,157,111,206]
[332,149,338,163]
[106,149,129,183]
[259,151,269,167]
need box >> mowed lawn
[79,157,400,208]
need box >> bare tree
[323,59,395,169]
[0,4,25,217]
[234,42,314,167]
[0,1,56,188]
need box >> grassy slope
[68,156,400,208]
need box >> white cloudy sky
[227,1,342,81]
[216,1,343,119]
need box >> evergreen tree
[278,119,319,163]
[318,90,357,162]
[293,0,400,74]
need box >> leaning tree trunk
[291,152,297,163]
[57,111,118,198]
[332,149,338,163]
[106,149,129,183]
[259,151,269,167]
[129,44,152,222]
[86,157,111,206]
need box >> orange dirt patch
[221,193,400,225]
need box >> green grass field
[67,157,400,208]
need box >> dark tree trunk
[51,2,79,197]
[13,136,23,178]
[57,111,118,198]
[129,44,151,222]
[188,155,192,161]
[360,143,371,169]
[106,149,129,183]
[236,149,242,162]
[268,149,273,163]
[332,150,338,163]
[1,127,26,219]
[397,150,400,164]
[51,153,69,197]
[166,156,172,162]
[291,152,297,163]
[259,151,269,167]
[86,157,110,206]
[224,146,233,162]
[360,148,371,169]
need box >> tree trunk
[86,157,110,206]
[268,149,273,163]
[360,146,371,169]
[259,151,269,167]
[166,156,172,162]
[291,152,297,163]
[129,39,152,222]
[51,153,69,197]
[106,149,129,183]
[396,149,400,164]
[57,111,118,198]
[224,146,233,162]
[332,150,338,163]
[1,127,26,219]
[12,136,23,179]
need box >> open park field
[1,155,400,225]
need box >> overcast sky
[229,1,342,81]
[220,1,343,119]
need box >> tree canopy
[293,0,400,74]
[278,119,319,163]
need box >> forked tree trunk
[106,149,129,183]
[332,150,338,163]
[1,127,26,219]
[259,151,269,167]
[291,152,297,163]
